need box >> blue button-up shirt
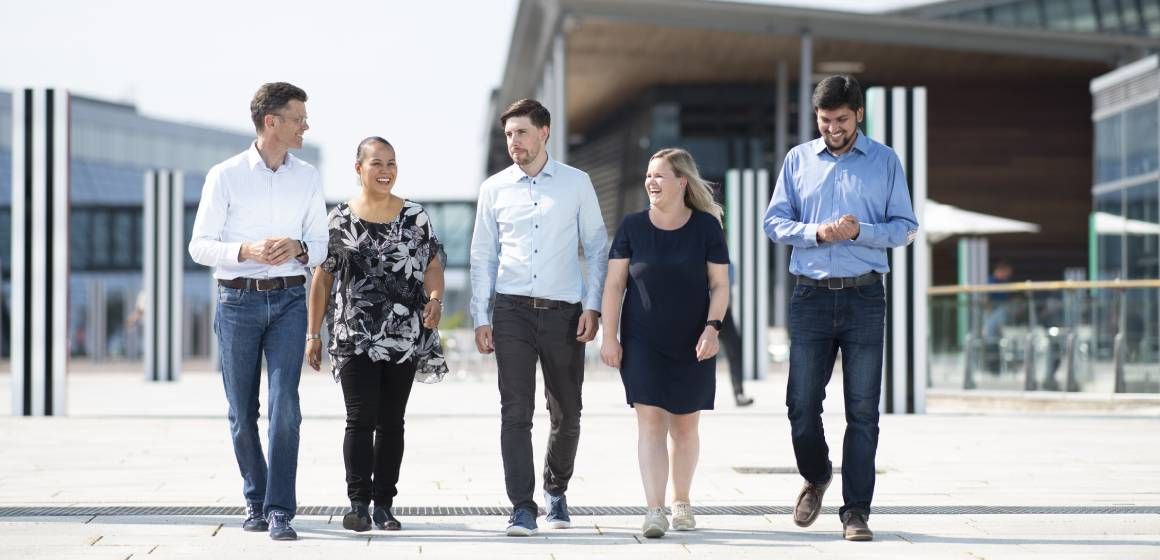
[470,157,609,328]
[763,133,918,279]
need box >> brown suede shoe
[792,478,830,527]
[841,510,874,541]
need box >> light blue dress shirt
[470,157,609,328]
[763,133,918,279]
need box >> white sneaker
[671,502,696,531]
[641,506,669,538]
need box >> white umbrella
[923,199,1041,243]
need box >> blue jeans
[786,280,886,517]
[215,284,306,519]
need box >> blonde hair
[650,148,723,226]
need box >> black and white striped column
[866,86,929,414]
[10,88,70,416]
[143,170,184,382]
[726,169,771,381]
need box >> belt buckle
[532,298,550,310]
[255,278,282,292]
[826,277,843,290]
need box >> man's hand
[575,310,600,342]
[262,238,302,266]
[817,215,860,243]
[474,325,495,354]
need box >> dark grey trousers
[492,294,586,514]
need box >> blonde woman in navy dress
[600,148,730,538]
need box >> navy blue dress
[609,209,730,414]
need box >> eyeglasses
[275,113,308,126]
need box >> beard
[824,132,854,152]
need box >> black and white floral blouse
[321,200,448,383]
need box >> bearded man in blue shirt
[764,75,918,542]
[470,99,609,537]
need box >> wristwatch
[704,320,723,331]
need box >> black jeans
[492,294,585,514]
[339,354,417,507]
[786,281,886,517]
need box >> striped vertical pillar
[866,86,929,414]
[10,88,70,416]
[143,170,184,382]
[726,169,771,382]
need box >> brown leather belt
[497,293,575,310]
[795,272,882,290]
[218,276,305,292]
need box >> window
[1124,102,1159,177]
[1095,114,1123,184]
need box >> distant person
[763,75,918,542]
[600,148,730,538]
[469,99,609,536]
[188,82,328,541]
[719,265,754,407]
[305,137,448,533]
[983,261,1015,372]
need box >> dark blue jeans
[215,284,306,519]
[787,280,885,517]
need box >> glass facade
[0,91,321,361]
[931,0,1160,36]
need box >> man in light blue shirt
[470,99,609,536]
[764,75,917,542]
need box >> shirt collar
[246,141,292,172]
[510,155,558,182]
[812,131,870,157]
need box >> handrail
[927,279,1160,296]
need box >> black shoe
[372,505,401,531]
[267,510,298,541]
[734,393,755,407]
[242,503,268,532]
[343,502,372,532]
[841,510,874,541]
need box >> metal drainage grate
[0,505,1157,518]
[733,466,842,475]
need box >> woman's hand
[305,339,322,371]
[695,327,720,361]
[600,337,622,368]
[422,299,442,329]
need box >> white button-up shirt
[189,142,328,279]
[470,157,609,328]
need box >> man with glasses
[189,82,327,541]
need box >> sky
[0,0,518,202]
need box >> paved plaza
[0,360,1157,559]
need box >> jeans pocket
[218,286,244,305]
[855,281,885,300]
[792,284,816,299]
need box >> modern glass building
[0,90,321,361]
[898,0,1160,36]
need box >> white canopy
[923,199,1041,243]
[1092,211,1160,236]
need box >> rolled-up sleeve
[577,174,610,314]
[764,150,819,248]
[469,186,500,328]
[851,154,918,249]
[189,166,243,267]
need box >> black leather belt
[497,293,575,310]
[218,276,305,292]
[796,272,881,290]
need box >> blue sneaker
[505,507,538,537]
[544,492,571,529]
[267,510,298,541]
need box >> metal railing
[928,279,1160,394]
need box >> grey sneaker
[544,492,571,529]
[671,502,696,531]
[267,510,297,541]
[841,510,874,541]
[641,506,669,538]
[793,477,831,527]
[505,507,538,537]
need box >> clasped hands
[241,237,303,265]
[817,214,860,244]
